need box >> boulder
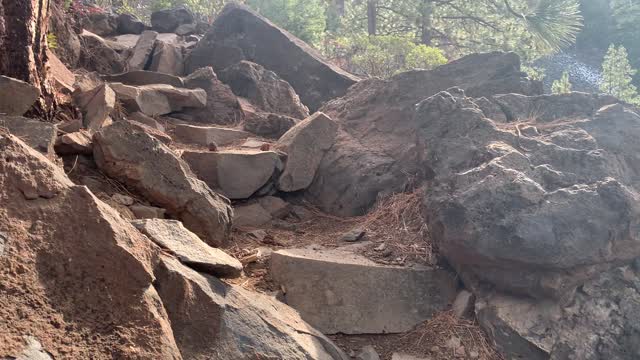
[243,109,298,139]
[116,13,145,35]
[73,83,115,131]
[132,219,242,278]
[78,30,125,74]
[175,23,197,36]
[182,67,244,125]
[233,202,273,228]
[155,255,348,360]
[79,9,117,36]
[277,112,338,192]
[102,70,185,88]
[109,34,141,49]
[420,91,640,298]
[270,246,458,334]
[0,129,181,358]
[93,121,232,246]
[126,120,173,145]
[182,150,282,199]
[0,76,40,116]
[150,8,194,33]
[149,40,184,76]
[476,265,640,360]
[47,51,75,92]
[186,3,359,111]
[307,52,543,216]
[0,116,56,157]
[128,111,165,131]
[128,30,158,71]
[172,124,249,147]
[130,204,166,219]
[110,83,206,116]
[220,61,310,119]
[54,130,93,156]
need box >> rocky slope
[2,2,640,360]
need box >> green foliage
[522,65,546,82]
[47,33,58,50]
[552,71,573,94]
[338,35,447,78]
[509,0,583,51]
[600,45,640,104]
[246,0,326,46]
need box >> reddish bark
[0,0,54,115]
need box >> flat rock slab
[103,71,185,88]
[1,116,56,157]
[173,124,249,147]
[110,83,206,116]
[0,75,40,116]
[132,219,242,278]
[270,247,458,334]
[182,150,282,199]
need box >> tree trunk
[420,0,433,45]
[367,0,377,36]
[0,0,54,116]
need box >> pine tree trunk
[367,0,377,36]
[0,0,54,116]
[420,0,433,45]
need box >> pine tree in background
[600,45,640,104]
[552,71,572,94]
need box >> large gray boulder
[128,30,158,71]
[132,219,242,278]
[182,150,282,199]
[476,265,640,360]
[181,67,245,125]
[271,246,458,334]
[0,76,40,116]
[420,91,640,298]
[73,83,115,131]
[149,40,184,76]
[172,124,249,147]
[220,61,310,119]
[0,116,56,157]
[185,3,359,111]
[154,255,349,360]
[78,30,125,75]
[150,7,194,33]
[306,52,543,216]
[277,112,338,192]
[93,121,232,246]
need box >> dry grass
[331,311,504,360]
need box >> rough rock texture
[0,76,40,116]
[93,121,232,246]
[150,8,194,33]
[307,52,543,216]
[78,30,125,75]
[271,247,458,334]
[182,67,244,125]
[154,255,348,360]
[110,83,206,116]
[182,150,282,199]
[79,10,117,37]
[233,202,273,228]
[132,219,242,278]
[103,70,185,88]
[73,83,115,131]
[149,40,184,76]
[54,131,93,156]
[186,3,359,111]
[0,130,181,359]
[49,2,81,67]
[243,109,299,139]
[420,91,640,299]
[0,116,56,157]
[277,112,338,192]
[47,51,75,92]
[476,265,640,360]
[129,111,165,131]
[172,124,249,147]
[117,13,145,35]
[220,61,310,119]
[128,30,159,71]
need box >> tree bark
[420,0,433,45]
[367,0,377,36]
[0,0,54,115]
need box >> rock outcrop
[0,116,56,157]
[181,67,245,125]
[109,83,206,116]
[185,3,359,111]
[150,8,195,33]
[93,121,233,246]
[0,76,40,116]
[220,61,310,119]
[0,129,181,359]
[306,52,543,216]
[420,91,640,299]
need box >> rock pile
[2,1,640,359]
